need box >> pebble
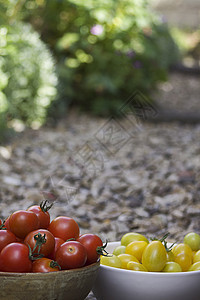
[186,206,200,216]
[134,207,150,218]
[2,176,21,186]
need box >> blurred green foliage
[24,0,179,116]
[0,0,180,142]
[0,1,57,141]
[0,23,57,124]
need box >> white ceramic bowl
[92,241,200,300]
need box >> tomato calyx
[96,240,110,257]
[66,238,76,242]
[150,232,175,252]
[27,232,48,261]
[40,200,54,213]
[33,232,47,254]
[27,244,44,261]
[150,232,169,242]
[163,239,175,252]
[0,221,7,230]
[50,260,61,270]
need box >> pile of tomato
[0,201,104,273]
[101,231,200,272]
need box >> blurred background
[1,0,199,140]
[0,0,200,259]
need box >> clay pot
[0,261,100,300]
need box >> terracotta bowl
[0,261,100,300]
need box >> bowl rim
[101,241,200,276]
[0,260,100,277]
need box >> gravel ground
[1,108,200,242]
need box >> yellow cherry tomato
[193,250,200,263]
[192,251,196,259]
[184,232,200,251]
[174,253,192,271]
[100,255,121,268]
[172,243,193,259]
[121,232,149,246]
[127,261,148,272]
[113,245,126,256]
[188,261,200,271]
[166,251,175,262]
[125,241,148,262]
[142,241,167,272]
[118,253,139,269]
[162,262,182,272]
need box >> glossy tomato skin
[56,241,87,270]
[118,254,139,269]
[174,252,192,271]
[48,237,65,260]
[113,245,126,256]
[166,251,175,262]
[172,243,193,258]
[4,217,11,231]
[142,240,167,272]
[77,234,103,264]
[32,258,60,273]
[121,232,149,246]
[125,241,148,262]
[27,205,50,229]
[127,261,148,272]
[24,229,55,257]
[162,262,182,272]
[9,210,39,239]
[188,261,200,271]
[184,232,200,251]
[100,255,121,268]
[48,216,79,241]
[193,250,200,263]
[0,242,32,272]
[0,229,17,252]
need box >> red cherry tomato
[32,258,60,273]
[56,241,87,270]
[9,210,39,239]
[77,234,103,264]
[0,242,32,272]
[27,200,52,229]
[0,229,17,252]
[24,229,55,257]
[4,216,11,231]
[48,216,79,241]
[4,216,22,243]
[48,237,65,260]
